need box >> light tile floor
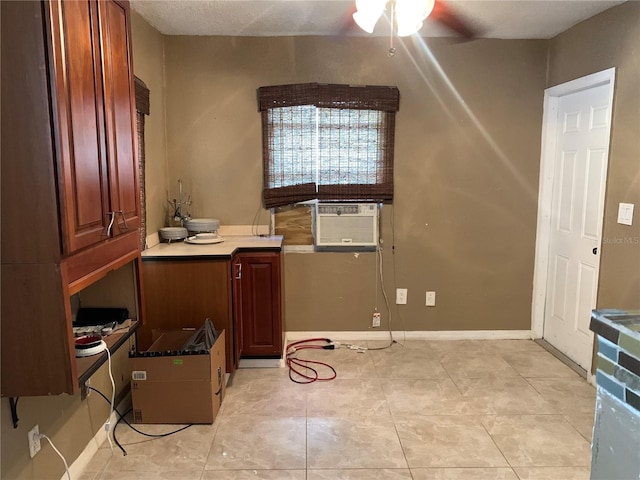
[82,339,595,479]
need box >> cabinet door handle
[102,212,116,237]
[116,210,129,231]
[235,263,242,280]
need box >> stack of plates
[185,218,220,233]
[159,227,188,242]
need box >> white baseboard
[242,331,534,371]
[66,393,132,480]
[285,330,534,342]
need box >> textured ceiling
[131,0,626,39]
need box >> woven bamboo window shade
[258,83,399,208]
[134,76,149,250]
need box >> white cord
[38,434,70,480]
[105,346,115,452]
[374,239,379,310]
[96,349,116,480]
[252,198,263,236]
[373,211,382,312]
[389,203,406,346]
[375,245,394,349]
[347,244,394,352]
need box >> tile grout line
[378,346,414,476]
[479,414,518,476]
[444,360,465,396]
[390,420,414,474]
[559,414,595,446]
[480,364,525,479]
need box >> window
[258,83,399,208]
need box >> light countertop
[142,235,283,259]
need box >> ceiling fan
[350,0,478,54]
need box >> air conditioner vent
[314,203,378,247]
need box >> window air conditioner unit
[314,203,379,247]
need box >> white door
[533,69,615,371]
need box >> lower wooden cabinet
[233,252,283,358]
[141,250,283,373]
[140,258,235,371]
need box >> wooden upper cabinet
[1,0,143,397]
[47,0,139,255]
[98,0,141,235]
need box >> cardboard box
[130,329,226,424]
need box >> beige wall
[1,265,138,480]
[1,338,134,480]
[136,3,638,332]
[131,11,169,236]
[163,36,295,222]
[548,2,640,309]
[162,35,548,331]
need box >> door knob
[592,247,598,255]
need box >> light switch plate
[425,291,436,307]
[617,203,634,226]
[396,288,407,305]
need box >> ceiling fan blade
[430,0,479,38]
[338,2,359,36]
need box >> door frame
[531,68,616,353]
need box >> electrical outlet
[81,379,91,400]
[28,425,41,458]
[396,288,408,305]
[372,312,381,327]
[426,291,436,307]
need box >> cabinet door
[98,0,141,236]
[232,256,244,365]
[47,0,139,254]
[47,0,110,253]
[141,259,236,373]
[237,252,283,357]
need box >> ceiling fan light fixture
[353,0,386,33]
[353,10,381,33]
[395,0,435,36]
[396,19,423,37]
